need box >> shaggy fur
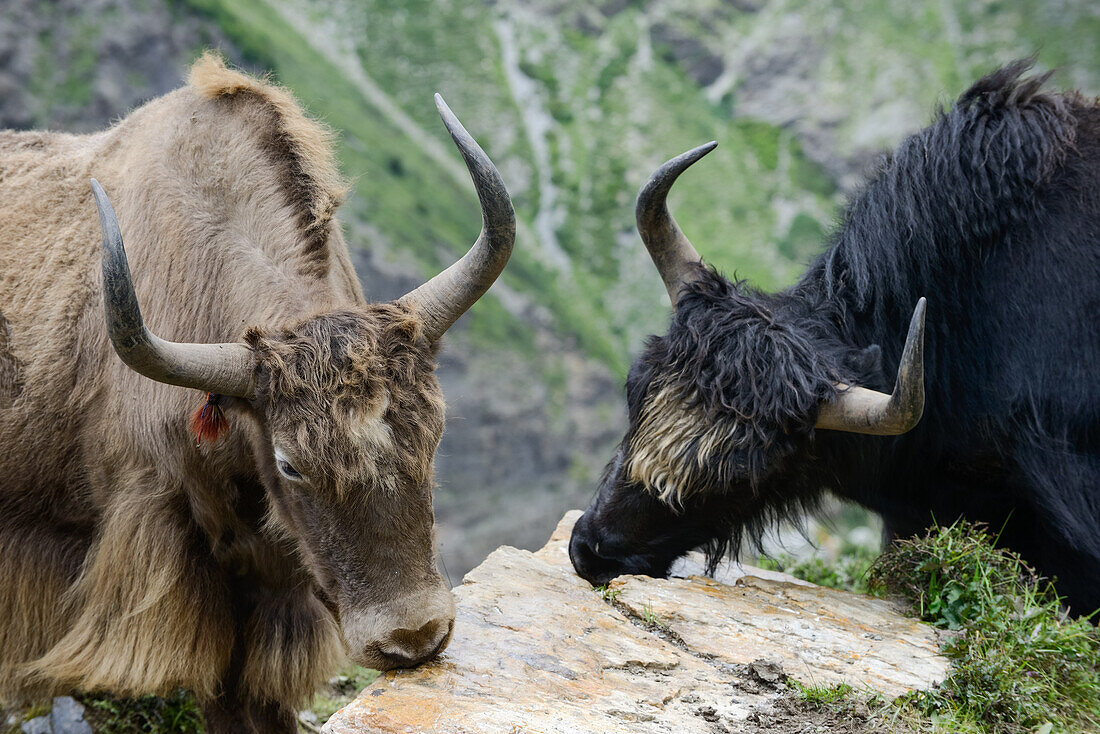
[0,54,454,732]
[572,60,1100,617]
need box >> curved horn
[398,94,516,342]
[92,179,255,398]
[636,142,716,305]
[815,298,927,435]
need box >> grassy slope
[178,0,1100,380]
[738,522,1100,733]
[178,0,846,377]
[183,0,573,362]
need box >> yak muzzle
[569,510,679,587]
[340,585,456,671]
[569,511,628,587]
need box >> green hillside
[179,0,841,376]
[180,0,1100,377]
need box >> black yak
[569,60,1100,616]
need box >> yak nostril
[569,526,603,582]
[379,617,452,667]
[389,619,441,648]
[570,518,632,586]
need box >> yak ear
[842,344,883,384]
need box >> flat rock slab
[324,512,948,734]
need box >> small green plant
[77,689,203,734]
[593,583,620,603]
[2,703,50,734]
[791,680,854,706]
[757,544,879,594]
[640,603,667,630]
[306,664,381,726]
[869,521,1100,733]
[868,521,1043,629]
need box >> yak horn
[93,179,256,398]
[398,94,516,342]
[636,142,716,305]
[815,298,927,435]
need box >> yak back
[802,61,1100,597]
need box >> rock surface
[323,512,948,734]
[19,697,92,734]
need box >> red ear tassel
[190,393,229,444]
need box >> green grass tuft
[792,680,855,707]
[593,583,620,604]
[76,689,203,734]
[757,544,880,594]
[64,663,381,733]
[2,703,49,734]
[639,603,668,631]
[869,521,1100,734]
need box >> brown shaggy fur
[0,311,21,406]
[0,54,453,733]
[187,53,347,277]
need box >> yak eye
[274,449,305,482]
[278,460,302,481]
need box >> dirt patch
[724,659,915,734]
[740,693,917,734]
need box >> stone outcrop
[19,696,91,734]
[324,512,948,734]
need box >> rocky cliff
[322,512,949,733]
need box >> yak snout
[340,584,456,671]
[570,508,683,587]
[569,511,626,586]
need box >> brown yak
[0,53,515,732]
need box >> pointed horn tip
[90,178,123,242]
[640,141,719,203]
[434,94,462,133]
[678,141,718,166]
[434,94,476,152]
[814,296,928,435]
[672,141,718,166]
[90,178,109,206]
[908,298,927,339]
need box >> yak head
[91,97,514,670]
[570,143,926,586]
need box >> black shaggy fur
[570,60,1100,616]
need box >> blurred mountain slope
[2,0,1098,576]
